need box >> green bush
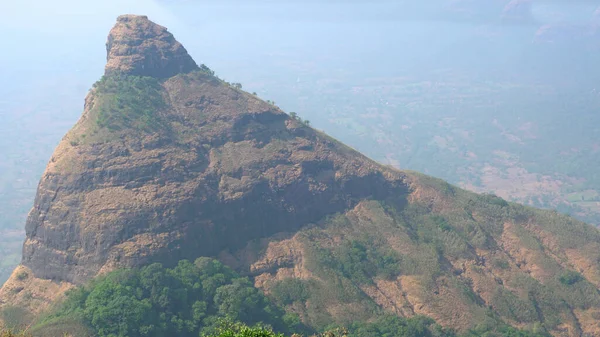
[205,320,285,337]
[270,279,310,305]
[333,240,401,285]
[15,272,28,281]
[558,270,583,286]
[432,215,452,232]
[462,324,551,337]
[492,258,510,270]
[205,321,348,337]
[34,258,300,337]
[490,288,538,323]
[480,194,509,208]
[349,314,455,337]
[199,64,216,76]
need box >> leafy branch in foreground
[205,321,347,337]
[32,258,300,337]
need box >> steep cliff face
[105,15,198,78]
[14,15,409,286]
[6,14,600,337]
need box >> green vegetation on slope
[71,73,169,145]
[350,315,550,337]
[15,176,592,337]
[11,253,548,337]
[206,321,289,337]
[189,320,549,337]
[30,258,301,337]
[348,315,452,337]
[92,74,166,132]
[260,174,597,335]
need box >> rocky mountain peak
[6,14,405,288]
[105,14,199,78]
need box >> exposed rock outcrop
[105,14,199,78]
[16,15,409,285]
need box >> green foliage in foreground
[347,314,547,337]
[194,319,549,337]
[348,315,453,337]
[0,322,550,337]
[462,325,550,337]
[206,321,287,337]
[206,321,351,337]
[21,253,554,337]
[33,258,301,337]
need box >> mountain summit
[105,14,198,78]
[3,14,406,291]
[4,15,600,337]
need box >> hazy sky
[1,0,598,89]
[0,0,182,34]
[2,0,597,37]
[0,0,188,91]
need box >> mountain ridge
[2,15,600,337]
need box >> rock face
[105,14,199,78]
[17,15,408,285]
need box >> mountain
[3,14,600,336]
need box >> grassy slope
[248,172,600,336]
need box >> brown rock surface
[105,14,198,78]
[14,15,408,286]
